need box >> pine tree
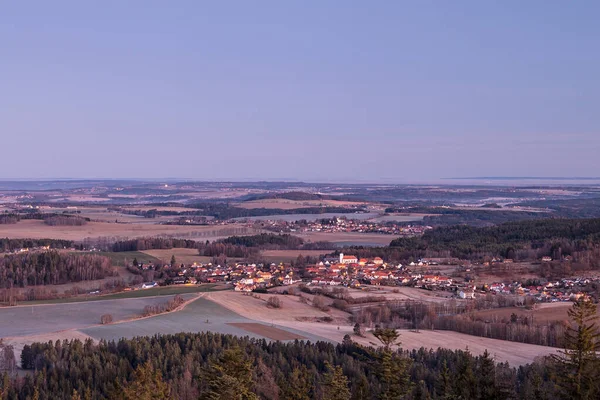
[322,362,351,400]
[436,360,453,399]
[121,361,171,400]
[552,299,600,399]
[413,380,431,400]
[280,365,312,400]
[372,328,401,350]
[375,348,412,400]
[201,347,258,400]
[477,350,498,400]
[453,351,476,400]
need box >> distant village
[132,252,595,303]
[254,216,431,236]
[5,243,594,303]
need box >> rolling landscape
[2,1,599,398]
[2,179,600,399]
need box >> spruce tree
[552,299,600,399]
[322,362,351,400]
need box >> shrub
[312,295,330,312]
[100,314,113,324]
[332,299,349,311]
[267,296,282,309]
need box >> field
[0,294,198,337]
[80,296,326,343]
[0,219,259,241]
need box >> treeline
[385,206,546,227]
[243,191,330,201]
[0,212,87,225]
[111,238,199,252]
[220,233,304,248]
[0,251,115,288]
[3,332,563,399]
[142,294,186,317]
[43,215,88,226]
[0,238,74,253]
[198,242,260,258]
[0,215,19,224]
[386,218,600,260]
[197,234,333,259]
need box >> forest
[111,238,199,252]
[0,251,115,288]
[385,218,600,261]
[385,206,546,227]
[0,332,560,399]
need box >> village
[132,252,595,304]
[255,216,432,236]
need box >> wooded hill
[387,218,600,260]
[0,251,114,288]
[2,332,558,399]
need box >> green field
[19,284,226,305]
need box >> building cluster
[259,217,431,236]
[482,277,593,302]
[131,253,596,304]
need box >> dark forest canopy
[2,332,561,400]
[43,215,89,226]
[241,191,332,201]
[219,233,305,248]
[0,251,114,288]
[111,238,199,252]
[385,206,548,227]
[385,218,600,260]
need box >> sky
[1,1,599,182]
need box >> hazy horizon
[2,1,598,181]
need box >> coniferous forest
[0,332,558,400]
[0,251,114,288]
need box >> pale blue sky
[1,1,598,182]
